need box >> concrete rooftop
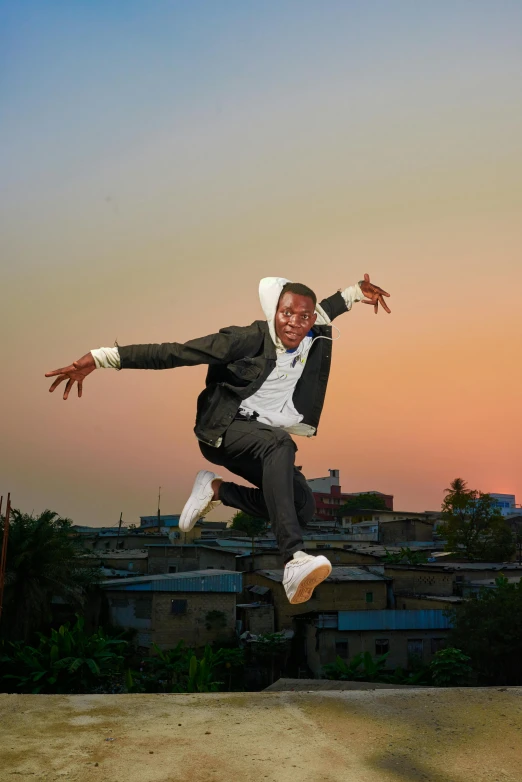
[1,687,522,782]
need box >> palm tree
[0,509,99,641]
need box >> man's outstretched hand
[359,273,391,314]
[45,353,96,400]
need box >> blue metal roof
[338,609,452,631]
[101,570,242,594]
[140,514,180,528]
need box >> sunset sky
[1,2,521,526]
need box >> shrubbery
[0,617,245,695]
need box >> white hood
[259,277,331,352]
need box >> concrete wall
[235,552,282,572]
[152,591,237,649]
[238,605,275,635]
[104,589,237,650]
[104,591,153,647]
[379,520,434,544]
[305,624,450,676]
[384,566,454,596]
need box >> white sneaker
[179,470,222,532]
[283,551,332,605]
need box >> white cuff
[90,347,121,369]
[340,283,364,311]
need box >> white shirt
[239,334,313,428]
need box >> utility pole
[117,511,123,536]
[157,486,161,533]
[0,493,12,625]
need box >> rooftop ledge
[1,686,521,782]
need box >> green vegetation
[1,622,246,694]
[429,647,472,687]
[439,478,514,561]
[0,508,99,641]
[338,493,387,515]
[447,575,522,685]
[383,547,428,565]
[0,616,126,693]
[322,647,471,687]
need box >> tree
[438,478,515,561]
[338,493,387,516]
[0,509,99,641]
[230,512,268,570]
[383,547,428,565]
[447,576,522,685]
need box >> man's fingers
[374,300,378,314]
[45,365,74,378]
[78,380,83,398]
[63,378,74,400]
[378,294,391,313]
[361,299,376,305]
[48,375,68,393]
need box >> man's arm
[320,274,391,321]
[46,327,243,400]
[117,327,242,370]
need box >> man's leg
[200,420,313,563]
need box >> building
[489,493,517,517]
[243,566,389,631]
[101,570,242,650]
[82,548,149,578]
[139,514,202,543]
[307,469,393,522]
[146,543,241,574]
[384,564,455,597]
[140,513,180,531]
[339,509,440,546]
[303,609,453,675]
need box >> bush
[0,615,127,694]
[429,647,472,687]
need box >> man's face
[275,292,317,349]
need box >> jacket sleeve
[319,283,364,322]
[318,291,350,322]
[118,327,242,370]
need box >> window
[365,592,373,603]
[168,565,177,573]
[170,599,187,615]
[335,640,349,659]
[375,639,389,655]
[431,637,447,654]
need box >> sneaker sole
[289,563,332,604]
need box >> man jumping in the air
[46,273,390,604]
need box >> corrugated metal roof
[100,569,242,593]
[338,609,452,631]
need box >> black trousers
[199,419,315,563]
